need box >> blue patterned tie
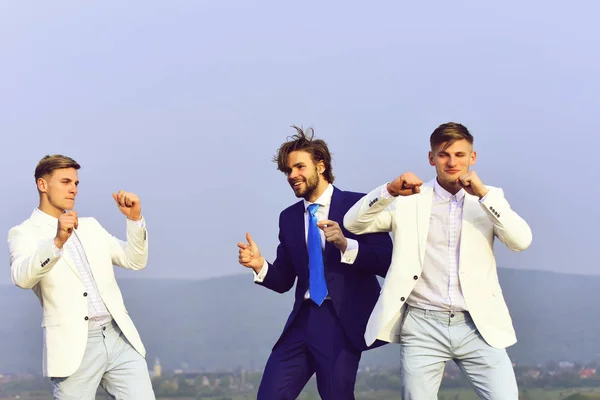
[307,204,328,306]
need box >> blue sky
[1,0,598,283]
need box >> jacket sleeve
[8,225,62,289]
[344,183,396,235]
[97,217,149,271]
[256,214,297,294]
[479,188,532,251]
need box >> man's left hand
[458,171,489,199]
[317,220,347,253]
[113,190,142,221]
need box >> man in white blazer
[7,154,155,400]
[344,123,532,399]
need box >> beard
[289,169,320,200]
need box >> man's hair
[430,122,474,151]
[34,154,80,181]
[273,125,335,183]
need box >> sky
[1,0,598,284]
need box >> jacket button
[400,297,405,301]
[413,275,418,280]
[83,292,88,297]
[84,316,89,321]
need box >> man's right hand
[238,232,265,274]
[387,172,423,197]
[55,211,78,249]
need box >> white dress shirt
[35,208,144,328]
[407,180,468,311]
[254,184,359,300]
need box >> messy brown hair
[273,125,335,183]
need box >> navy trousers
[257,300,361,400]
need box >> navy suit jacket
[257,187,393,352]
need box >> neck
[38,198,64,218]
[436,177,461,195]
[306,181,330,203]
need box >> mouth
[445,170,461,174]
[290,180,304,189]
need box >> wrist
[128,215,143,221]
[477,187,489,199]
[386,182,399,197]
[54,237,64,249]
[252,259,264,274]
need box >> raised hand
[387,172,423,197]
[458,171,489,198]
[55,211,78,249]
[113,191,142,221]
[316,220,348,252]
[238,232,265,273]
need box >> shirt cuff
[128,216,145,228]
[52,242,64,258]
[381,184,394,199]
[253,260,269,282]
[478,190,491,203]
[340,239,359,264]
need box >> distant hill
[1,268,600,373]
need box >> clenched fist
[113,191,142,221]
[55,211,78,249]
[457,171,488,199]
[387,172,423,197]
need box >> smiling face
[285,150,328,202]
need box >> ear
[37,178,47,193]
[470,150,477,166]
[317,160,326,175]
[428,151,435,166]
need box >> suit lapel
[289,201,309,278]
[460,194,481,248]
[62,249,83,282]
[72,224,102,281]
[324,187,344,263]
[416,182,434,265]
[462,194,481,222]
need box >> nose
[448,156,457,167]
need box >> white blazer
[343,181,532,349]
[7,210,149,377]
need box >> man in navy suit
[237,126,393,399]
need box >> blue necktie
[307,204,328,306]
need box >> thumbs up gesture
[237,233,265,273]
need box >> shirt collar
[303,184,334,211]
[434,179,465,202]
